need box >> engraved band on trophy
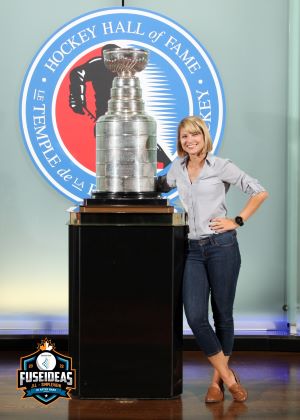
[94,48,157,198]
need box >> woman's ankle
[221,367,236,388]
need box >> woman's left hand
[209,217,238,233]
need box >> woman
[161,116,268,403]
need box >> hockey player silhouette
[69,44,117,121]
[68,44,171,168]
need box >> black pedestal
[69,204,186,399]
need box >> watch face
[235,216,244,226]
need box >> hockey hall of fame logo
[20,7,225,206]
[17,338,75,405]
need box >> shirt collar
[205,152,216,166]
[180,152,216,167]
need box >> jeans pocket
[214,231,236,247]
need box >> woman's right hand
[155,175,172,193]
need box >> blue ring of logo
[20,7,226,203]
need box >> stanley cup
[95,48,157,195]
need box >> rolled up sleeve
[219,160,266,196]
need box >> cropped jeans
[183,230,241,357]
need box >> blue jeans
[183,230,241,357]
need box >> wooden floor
[1,351,300,419]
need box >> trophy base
[85,191,168,206]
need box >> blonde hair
[177,116,213,157]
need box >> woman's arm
[238,190,269,221]
[210,191,269,233]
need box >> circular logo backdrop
[20,7,225,203]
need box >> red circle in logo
[55,48,107,173]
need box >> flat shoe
[228,369,248,402]
[205,383,224,403]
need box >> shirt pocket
[198,177,223,198]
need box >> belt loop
[209,235,215,245]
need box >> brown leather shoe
[228,369,248,402]
[205,382,224,403]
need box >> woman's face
[180,128,205,157]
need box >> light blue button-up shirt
[166,153,266,239]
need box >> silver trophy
[95,48,157,196]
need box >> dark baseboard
[183,334,300,352]
[0,335,69,352]
[0,334,299,352]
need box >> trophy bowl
[103,48,148,76]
